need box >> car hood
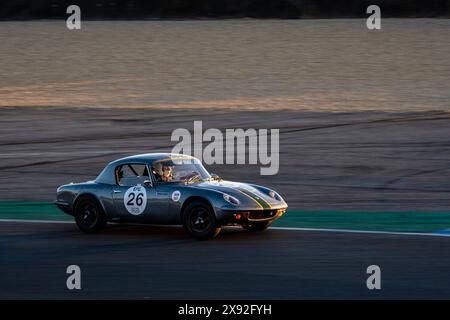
[188,180,284,209]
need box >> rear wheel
[242,221,272,232]
[74,197,107,233]
[183,200,221,240]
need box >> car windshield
[151,157,211,183]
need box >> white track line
[0,219,449,238]
[271,226,450,237]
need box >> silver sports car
[55,153,288,239]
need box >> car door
[152,182,176,224]
[112,163,167,223]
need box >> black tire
[74,196,107,233]
[242,221,272,232]
[182,200,221,240]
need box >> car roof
[95,153,196,185]
[109,153,195,165]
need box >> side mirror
[143,180,153,188]
[210,174,222,181]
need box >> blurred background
[1,0,450,19]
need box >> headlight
[223,194,240,205]
[269,190,282,201]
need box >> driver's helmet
[153,159,175,181]
[161,160,175,168]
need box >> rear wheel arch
[73,193,107,217]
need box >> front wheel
[242,221,272,232]
[182,201,221,240]
[74,197,107,233]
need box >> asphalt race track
[1,108,450,299]
[1,221,449,299]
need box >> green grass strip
[273,210,450,233]
[0,201,72,221]
[1,201,450,233]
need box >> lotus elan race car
[55,153,287,239]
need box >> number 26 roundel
[124,185,147,215]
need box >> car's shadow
[91,222,280,242]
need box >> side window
[115,164,149,187]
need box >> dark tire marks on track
[1,107,450,211]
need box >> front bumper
[216,207,287,225]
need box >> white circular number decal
[124,185,147,215]
[171,190,181,202]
